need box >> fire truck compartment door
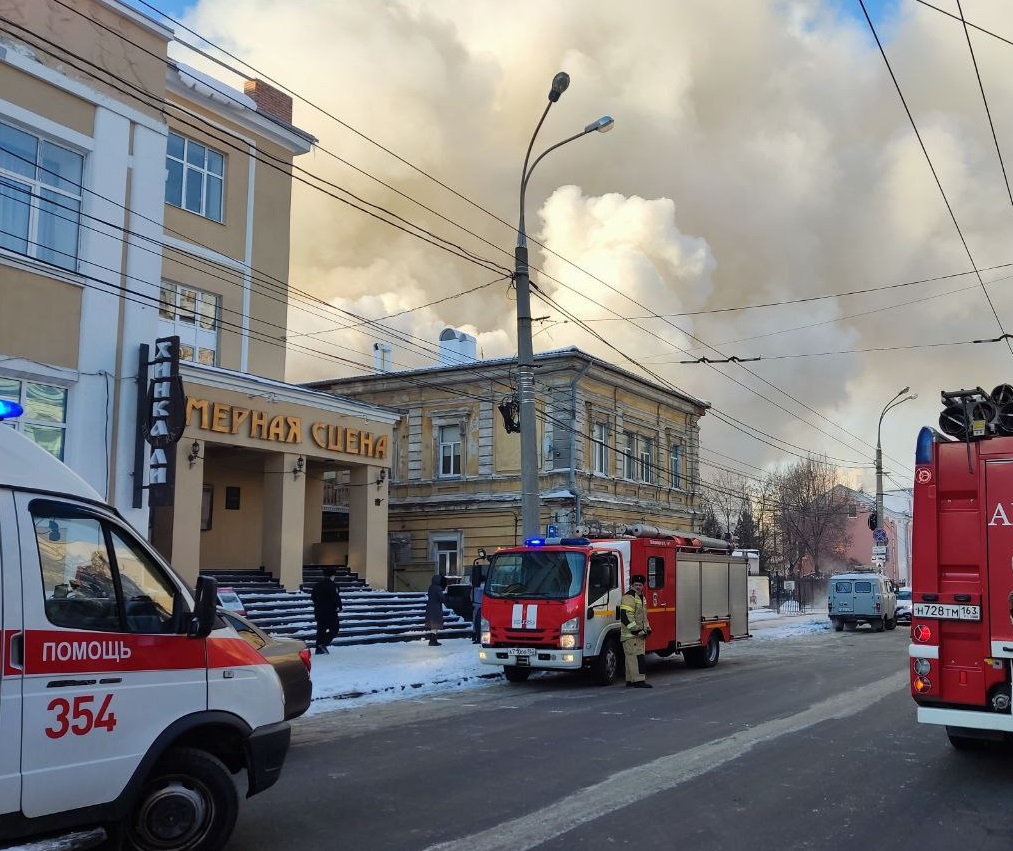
[16,495,209,819]
[986,460,1013,644]
[0,488,22,817]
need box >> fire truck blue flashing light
[559,537,591,547]
[915,426,935,465]
[524,537,545,547]
[0,400,24,421]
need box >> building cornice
[180,363,401,424]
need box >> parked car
[896,587,913,625]
[444,581,473,620]
[219,610,313,719]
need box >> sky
[303,608,828,716]
[123,0,1013,497]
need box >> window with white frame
[165,131,224,222]
[622,431,636,479]
[639,436,654,483]
[438,424,462,477]
[0,120,83,272]
[592,421,609,475]
[433,539,460,576]
[0,376,68,459]
[670,444,683,489]
[159,283,220,366]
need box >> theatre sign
[185,397,389,461]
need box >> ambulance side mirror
[189,575,218,638]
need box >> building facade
[830,484,913,586]
[0,0,396,590]
[309,338,708,589]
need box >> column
[262,452,306,591]
[348,464,389,590]
[169,438,203,588]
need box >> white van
[828,572,898,632]
[0,407,289,850]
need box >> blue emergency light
[915,426,934,465]
[524,537,545,547]
[0,400,23,421]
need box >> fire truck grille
[494,628,557,646]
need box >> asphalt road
[225,627,1013,851]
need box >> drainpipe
[569,361,592,528]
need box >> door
[986,460,1013,645]
[16,496,207,818]
[585,551,619,652]
[644,548,675,652]
[0,489,22,816]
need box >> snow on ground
[302,609,830,717]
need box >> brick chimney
[243,79,293,124]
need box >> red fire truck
[911,386,1013,748]
[477,526,750,684]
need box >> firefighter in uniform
[620,574,652,688]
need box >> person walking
[620,573,652,688]
[311,566,342,655]
[425,574,447,646]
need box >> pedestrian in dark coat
[311,566,342,655]
[425,575,447,646]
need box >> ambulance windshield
[484,550,585,600]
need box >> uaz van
[828,572,898,632]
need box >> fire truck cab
[0,403,289,850]
[478,528,749,684]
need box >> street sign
[783,580,796,591]
[872,528,888,545]
[872,545,887,556]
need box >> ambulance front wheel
[124,746,239,851]
[503,665,531,683]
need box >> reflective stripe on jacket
[619,589,649,641]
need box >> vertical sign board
[139,337,187,507]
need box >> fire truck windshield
[484,551,586,600]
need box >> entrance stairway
[200,567,473,647]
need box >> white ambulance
[0,402,290,851]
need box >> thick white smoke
[174,0,1013,491]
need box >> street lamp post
[875,386,918,545]
[515,71,613,539]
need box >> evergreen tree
[734,505,758,549]
[699,507,723,538]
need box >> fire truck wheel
[945,727,988,751]
[503,665,531,683]
[124,747,239,851]
[591,637,621,686]
[685,634,720,669]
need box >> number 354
[45,694,117,739]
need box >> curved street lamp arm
[518,101,554,247]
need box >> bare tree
[770,456,851,577]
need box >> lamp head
[899,386,910,396]
[548,71,570,102]
[585,115,615,134]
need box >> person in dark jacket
[425,575,448,646]
[311,566,343,655]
